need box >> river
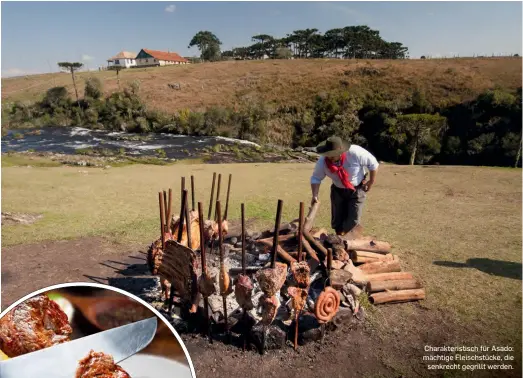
[1,127,260,159]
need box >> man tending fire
[310,136,379,236]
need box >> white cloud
[165,4,176,13]
[1,68,40,78]
[81,54,94,61]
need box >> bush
[85,77,103,99]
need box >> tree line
[188,26,409,61]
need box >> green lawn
[2,161,521,352]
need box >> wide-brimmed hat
[315,136,349,157]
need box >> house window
[115,59,120,64]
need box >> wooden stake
[166,188,172,232]
[191,176,195,211]
[358,256,401,275]
[241,203,246,275]
[214,174,222,221]
[216,201,229,341]
[208,173,216,220]
[163,190,168,225]
[271,200,283,269]
[159,192,166,249]
[297,202,304,262]
[199,201,212,343]
[224,174,232,220]
[184,190,192,249]
[169,189,187,313]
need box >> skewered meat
[76,350,130,378]
[290,261,311,288]
[219,263,233,296]
[0,294,72,357]
[287,287,308,314]
[198,271,216,298]
[259,295,280,326]
[171,216,201,250]
[234,274,254,310]
[147,236,174,301]
[314,287,340,324]
[256,262,287,296]
[203,220,218,242]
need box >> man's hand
[311,196,319,206]
[362,180,374,192]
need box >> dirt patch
[183,303,522,378]
[1,237,146,310]
[1,212,43,226]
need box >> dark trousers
[330,184,366,234]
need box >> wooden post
[208,173,216,220]
[184,191,192,248]
[191,176,195,211]
[181,177,186,199]
[169,189,187,313]
[216,200,229,340]
[198,202,211,342]
[159,192,165,249]
[214,174,222,221]
[166,189,172,232]
[271,200,283,269]
[297,202,304,262]
[241,203,246,275]
[224,174,232,220]
[163,191,168,226]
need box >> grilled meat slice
[0,294,72,357]
[256,262,287,296]
[75,350,130,378]
[198,271,216,297]
[290,261,310,288]
[287,287,308,314]
[219,263,233,296]
[234,274,254,310]
[259,295,280,326]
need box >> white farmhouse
[107,51,137,69]
[135,48,189,67]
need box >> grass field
[2,58,522,112]
[2,160,521,353]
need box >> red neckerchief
[325,152,355,190]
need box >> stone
[228,236,238,245]
[343,260,367,286]
[331,260,345,270]
[330,269,353,290]
[234,241,243,249]
[250,323,287,352]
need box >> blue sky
[1,1,522,77]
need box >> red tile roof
[142,49,188,63]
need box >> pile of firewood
[146,172,425,352]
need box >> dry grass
[2,161,521,350]
[2,58,521,112]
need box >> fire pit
[126,172,426,353]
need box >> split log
[303,230,328,259]
[256,234,296,244]
[303,201,320,232]
[339,224,365,240]
[344,239,392,254]
[367,279,422,293]
[365,272,414,281]
[301,237,320,263]
[311,228,329,239]
[369,289,425,304]
[350,250,394,264]
[256,239,296,264]
[358,256,401,275]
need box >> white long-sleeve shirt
[310,145,379,188]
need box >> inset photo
[0,283,195,378]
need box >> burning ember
[145,172,425,353]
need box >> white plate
[119,354,192,378]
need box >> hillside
[2,58,522,112]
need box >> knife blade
[0,317,157,378]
